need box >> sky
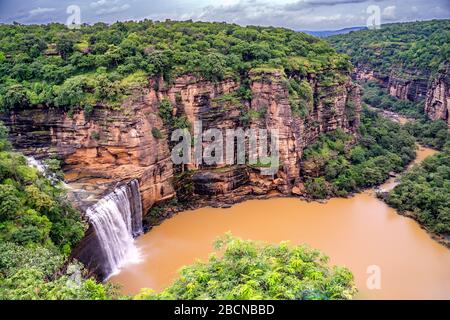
[0,0,449,31]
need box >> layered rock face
[355,65,428,101]
[1,72,360,276]
[1,92,175,213]
[2,72,360,209]
[425,64,450,125]
[245,70,360,195]
[354,63,450,125]
[387,74,428,101]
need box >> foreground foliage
[135,234,357,300]
[385,143,450,237]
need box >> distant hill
[328,20,450,75]
[302,27,367,38]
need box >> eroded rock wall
[425,64,450,125]
[354,63,450,125]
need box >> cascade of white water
[26,156,46,174]
[85,180,143,277]
[128,179,144,237]
[26,156,63,186]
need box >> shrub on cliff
[135,234,357,300]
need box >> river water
[110,146,450,299]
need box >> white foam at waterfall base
[86,181,144,278]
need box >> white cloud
[90,0,120,9]
[382,5,396,19]
[90,0,130,15]
[29,7,56,16]
[96,4,131,15]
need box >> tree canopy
[135,234,357,300]
[329,20,450,78]
[0,20,350,112]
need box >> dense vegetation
[384,143,450,239]
[0,122,116,299]
[361,80,424,118]
[404,120,450,151]
[135,234,356,300]
[0,20,351,112]
[302,108,416,198]
[329,20,450,77]
[359,80,450,150]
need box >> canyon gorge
[354,63,450,126]
[0,69,361,277]
[0,19,448,300]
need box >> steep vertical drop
[127,179,144,237]
[85,180,143,277]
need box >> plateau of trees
[0,20,351,112]
[329,19,450,78]
[135,234,357,300]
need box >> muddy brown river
[110,146,450,299]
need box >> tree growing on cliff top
[134,234,357,300]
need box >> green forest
[329,19,450,77]
[0,20,350,112]
[384,143,450,238]
[0,18,449,300]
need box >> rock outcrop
[0,91,175,213]
[425,64,450,126]
[1,71,360,210]
[387,73,428,101]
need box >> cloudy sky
[0,0,449,30]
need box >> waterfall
[86,180,143,277]
[26,156,46,174]
[127,179,144,237]
[26,156,61,186]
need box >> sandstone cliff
[1,71,360,276]
[354,63,450,125]
[1,71,360,213]
[424,64,450,126]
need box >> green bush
[385,143,450,236]
[135,234,357,300]
[151,127,162,139]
